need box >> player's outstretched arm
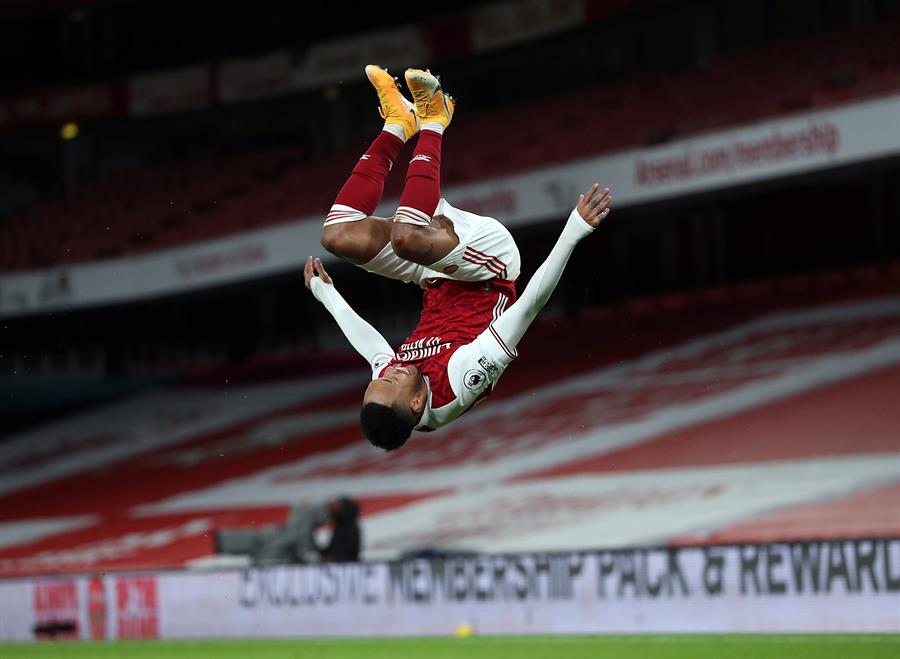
[486,184,612,361]
[304,257,394,372]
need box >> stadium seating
[0,268,898,575]
[1,20,899,271]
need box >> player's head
[361,364,427,451]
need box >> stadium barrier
[2,538,897,640]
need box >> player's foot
[404,68,455,130]
[365,64,419,141]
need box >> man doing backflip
[306,65,612,451]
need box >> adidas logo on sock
[411,154,432,163]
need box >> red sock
[325,130,404,226]
[395,130,442,226]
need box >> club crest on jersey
[443,265,458,274]
[464,369,488,390]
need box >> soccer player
[306,65,612,451]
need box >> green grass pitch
[1,635,898,659]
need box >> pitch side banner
[0,540,897,640]
[2,93,900,317]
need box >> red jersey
[377,277,517,430]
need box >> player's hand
[304,256,333,290]
[576,183,612,228]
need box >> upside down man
[306,65,612,451]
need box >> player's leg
[320,65,419,265]
[389,69,459,266]
[319,128,398,265]
[391,72,520,285]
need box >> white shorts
[361,198,521,286]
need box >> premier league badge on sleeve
[464,369,488,390]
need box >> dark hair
[360,402,414,451]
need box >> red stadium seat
[2,19,900,272]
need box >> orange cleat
[365,64,420,140]
[404,68,455,130]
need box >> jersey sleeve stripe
[489,324,517,359]
[489,292,515,357]
[491,295,505,326]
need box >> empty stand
[0,280,897,575]
[1,20,899,272]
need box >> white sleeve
[445,332,510,406]
[309,277,395,377]
[480,207,594,364]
